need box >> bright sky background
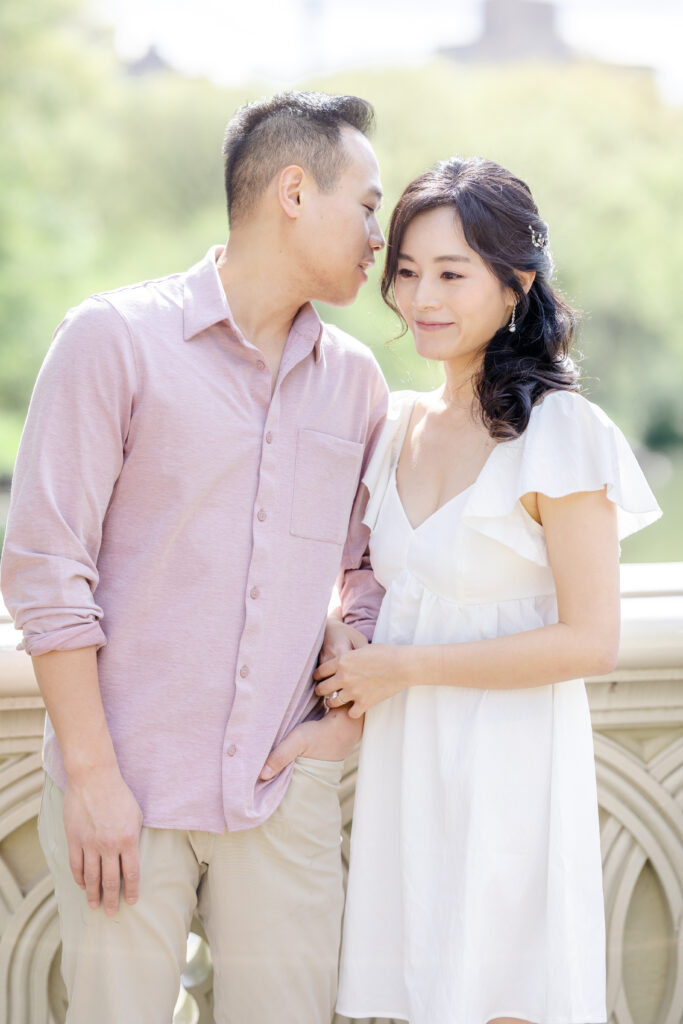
[94,0,683,102]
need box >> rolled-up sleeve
[337,367,388,641]
[0,296,137,656]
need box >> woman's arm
[315,488,621,717]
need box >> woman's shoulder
[515,387,660,535]
[371,390,418,452]
[519,388,631,475]
[387,388,420,416]
[529,387,612,426]
[360,390,418,531]
[462,387,661,561]
[523,388,632,454]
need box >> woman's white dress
[336,389,661,1024]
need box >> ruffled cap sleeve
[461,390,662,565]
[361,390,416,531]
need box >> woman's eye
[397,268,415,278]
[442,272,463,280]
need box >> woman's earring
[508,300,517,333]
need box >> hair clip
[528,224,548,250]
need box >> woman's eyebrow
[397,253,471,263]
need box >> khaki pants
[38,758,345,1024]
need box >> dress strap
[362,391,418,532]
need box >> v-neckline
[392,394,499,534]
[391,467,474,534]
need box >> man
[1,91,387,1023]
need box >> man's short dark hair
[222,91,375,225]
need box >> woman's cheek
[393,283,412,322]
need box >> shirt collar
[183,246,234,341]
[183,245,324,363]
[289,300,324,364]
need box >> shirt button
[250,586,260,600]
[257,508,267,522]
[239,664,249,678]
[256,360,266,371]
[265,431,273,444]
[226,744,237,757]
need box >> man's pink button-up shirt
[1,246,387,832]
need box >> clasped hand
[314,642,409,717]
[260,620,409,780]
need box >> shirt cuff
[20,621,107,657]
[344,618,375,643]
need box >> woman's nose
[413,279,440,310]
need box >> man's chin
[316,285,362,308]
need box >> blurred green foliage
[1,0,681,560]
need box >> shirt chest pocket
[290,428,364,545]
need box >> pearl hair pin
[529,224,548,250]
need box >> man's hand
[259,618,368,780]
[319,615,368,666]
[260,708,363,780]
[30,648,143,915]
[63,768,143,915]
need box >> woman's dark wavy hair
[381,157,580,439]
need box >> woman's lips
[414,320,454,331]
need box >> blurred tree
[316,62,683,439]
[0,0,121,409]
[1,1,682,559]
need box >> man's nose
[370,217,385,252]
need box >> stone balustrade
[1,563,682,1024]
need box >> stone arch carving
[595,732,683,1024]
[1,706,682,1024]
[0,753,63,1024]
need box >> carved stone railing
[1,564,682,1024]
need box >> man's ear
[278,165,306,220]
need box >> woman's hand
[259,621,373,780]
[314,643,414,718]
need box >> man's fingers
[312,658,338,682]
[68,843,85,889]
[320,635,358,662]
[83,849,102,908]
[260,733,304,781]
[318,645,341,666]
[120,843,141,906]
[101,852,122,915]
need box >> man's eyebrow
[397,253,471,263]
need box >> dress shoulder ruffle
[361,389,417,531]
[460,389,662,565]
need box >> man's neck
[216,231,306,354]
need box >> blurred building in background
[441,0,572,63]
[439,0,654,81]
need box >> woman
[315,158,661,1024]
